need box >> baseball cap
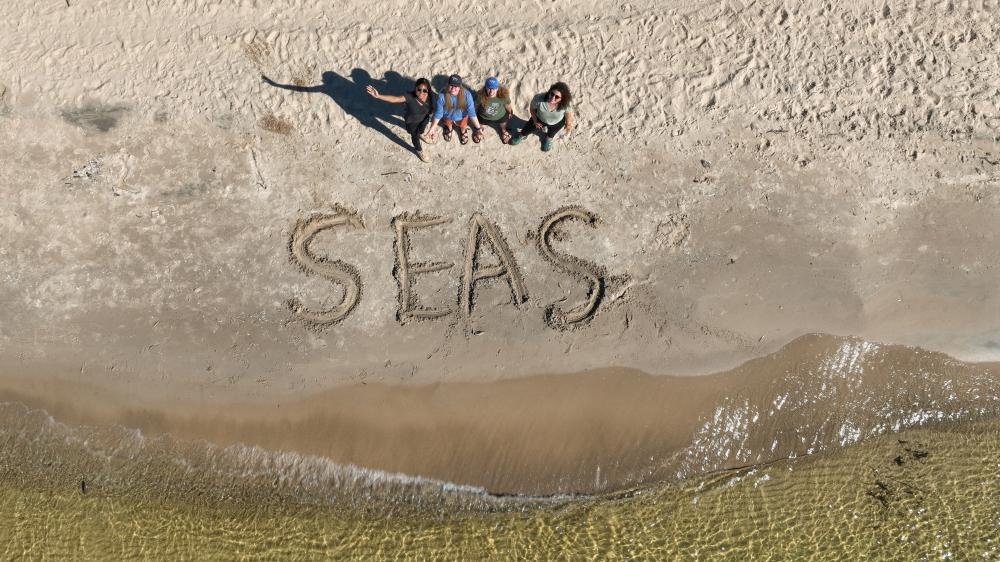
[448,74,462,86]
[485,76,499,90]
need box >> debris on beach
[70,158,101,180]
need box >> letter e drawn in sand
[392,213,455,322]
[537,207,606,329]
[287,211,363,327]
[459,213,528,327]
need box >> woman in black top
[366,77,434,162]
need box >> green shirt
[531,93,572,125]
[477,95,510,121]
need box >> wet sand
[3,334,998,495]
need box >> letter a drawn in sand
[459,213,528,324]
[537,207,606,329]
[287,211,363,327]
[392,213,454,322]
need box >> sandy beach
[1,0,999,510]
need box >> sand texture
[1,0,1000,494]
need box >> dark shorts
[479,113,510,126]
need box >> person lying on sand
[366,77,435,162]
[473,76,514,144]
[509,82,574,152]
[425,74,483,146]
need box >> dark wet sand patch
[1,334,997,495]
[60,102,128,132]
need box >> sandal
[501,130,511,144]
[442,128,453,142]
[472,128,483,144]
[459,127,470,145]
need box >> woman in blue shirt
[426,74,483,145]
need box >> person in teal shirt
[510,82,574,152]
[426,74,483,145]
[473,76,514,144]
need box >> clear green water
[3,419,997,560]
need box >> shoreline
[2,413,998,558]
[3,333,998,495]
[2,1,1000,555]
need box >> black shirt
[403,92,432,124]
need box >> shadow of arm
[261,75,324,93]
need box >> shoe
[417,150,429,163]
[541,138,553,152]
[509,135,522,146]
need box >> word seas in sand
[287,206,614,330]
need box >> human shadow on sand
[262,69,415,151]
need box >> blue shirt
[434,88,477,121]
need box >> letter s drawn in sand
[287,211,363,327]
[537,207,606,329]
[459,213,528,324]
[392,213,454,322]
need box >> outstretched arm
[564,111,574,131]
[261,74,325,93]
[366,85,405,103]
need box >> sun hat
[448,74,462,86]
[485,76,499,90]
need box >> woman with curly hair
[472,76,514,144]
[509,81,574,152]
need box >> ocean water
[2,418,997,560]
[1,335,999,559]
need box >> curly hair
[546,82,572,111]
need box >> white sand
[0,0,999,400]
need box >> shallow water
[2,419,998,560]
[2,334,1000,558]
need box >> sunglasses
[549,92,562,100]
[416,88,429,93]
[448,84,461,89]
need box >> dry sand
[1,0,1000,493]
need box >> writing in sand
[288,206,616,331]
